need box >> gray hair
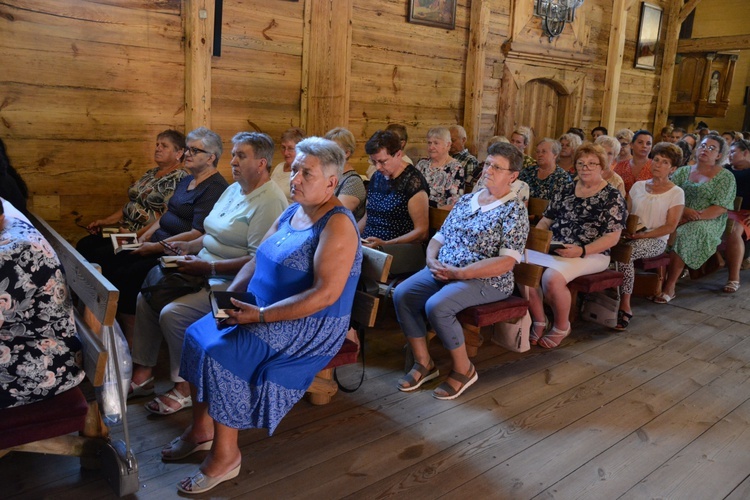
[615,128,634,143]
[232,132,275,172]
[537,138,561,156]
[595,135,621,159]
[449,125,467,140]
[558,132,582,151]
[513,126,532,146]
[324,127,357,158]
[427,127,451,143]
[187,127,223,167]
[295,137,345,179]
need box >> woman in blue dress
[167,138,362,495]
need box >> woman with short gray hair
[415,127,465,208]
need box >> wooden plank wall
[0,0,673,240]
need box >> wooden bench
[306,246,392,405]
[0,212,138,496]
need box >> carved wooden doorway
[516,79,564,144]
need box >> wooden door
[516,79,560,146]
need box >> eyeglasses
[575,161,601,170]
[698,143,718,152]
[483,161,514,173]
[184,146,211,156]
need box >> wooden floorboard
[2,270,750,499]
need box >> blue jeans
[394,267,512,350]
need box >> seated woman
[614,129,654,194]
[658,134,737,302]
[526,143,627,348]
[594,135,627,197]
[105,127,228,340]
[128,132,288,415]
[725,138,750,274]
[76,129,187,264]
[616,143,685,329]
[164,138,361,494]
[0,203,85,408]
[270,127,305,203]
[557,132,582,174]
[324,127,366,221]
[518,138,573,199]
[415,127,465,208]
[393,142,529,400]
[615,128,634,163]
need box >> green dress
[672,165,736,269]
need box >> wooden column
[722,55,739,102]
[601,0,635,132]
[463,0,490,154]
[185,0,214,130]
[301,0,353,136]
[496,63,517,138]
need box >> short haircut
[295,137,345,179]
[595,135,621,159]
[512,126,532,146]
[652,141,684,168]
[324,127,356,157]
[558,132,582,151]
[231,132,275,172]
[615,128,634,143]
[365,130,401,156]
[566,127,585,141]
[592,126,608,136]
[280,127,306,144]
[537,138,561,156]
[487,135,510,146]
[385,123,408,145]
[672,127,687,135]
[573,142,608,172]
[487,142,523,172]
[186,127,223,167]
[449,125,467,139]
[732,138,750,152]
[157,129,187,152]
[632,129,653,143]
[427,126,451,143]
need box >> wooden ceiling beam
[678,34,750,53]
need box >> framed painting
[408,0,457,30]
[635,2,663,70]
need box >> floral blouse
[543,183,628,255]
[122,167,188,232]
[519,165,574,200]
[614,159,653,194]
[0,218,84,409]
[434,190,529,295]
[415,158,465,207]
[362,166,429,241]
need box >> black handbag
[140,264,208,312]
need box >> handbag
[490,311,532,353]
[140,264,208,312]
[580,290,620,328]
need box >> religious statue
[708,71,720,103]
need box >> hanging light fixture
[534,0,584,41]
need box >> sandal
[127,376,154,400]
[145,387,193,415]
[614,310,633,331]
[397,361,439,392]
[653,292,676,304]
[723,281,741,293]
[433,364,478,400]
[529,316,549,346]
[177,464,241,495]
[538,325,571,349]
[161,436,213,462]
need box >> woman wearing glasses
[393,142,529,400]
[526,143,627,348]
[658,134,737,302]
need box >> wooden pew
[306,246,392,405]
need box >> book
[210,290,255,319]
[549,241,565,254]
[111,233,142,254]
[160,255,188,268]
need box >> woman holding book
[127,132,287,415]
[164,138,361,495]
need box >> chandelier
[534,0,585,41]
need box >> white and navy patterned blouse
[434,190,529,294]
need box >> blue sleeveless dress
[180,205,362,434]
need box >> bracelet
[580,245,587,258]
[258,306,265,323]
[209,261,216,276]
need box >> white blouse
[629,181,685,242]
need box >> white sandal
[127,376,154,400]
[145,387,193,416]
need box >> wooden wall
[0,0,675,240]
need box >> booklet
[548,241,565,254]
[210,290,255,319]
[111,233,142,254]
[160,255,188,268]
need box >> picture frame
[634,2,663,70]
[408,0,457,30]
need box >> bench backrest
[351,246,393,329]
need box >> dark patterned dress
[362,166,429,241]
[519,164,574,200]
[181,205,361,434]
[415,158,465,207]
[0,218,84,408]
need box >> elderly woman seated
[0,201,84,409]
[393,142,529,400]
[616,142,684,329]
[324,127,366,221]
[163,138,361,495]
[415,127,465,208]
[658,134,738,301]
[127,132,288,415]
[594,135,627,197]
[557,132,582,174]
[526,143,627,348]
[270,127,306,203]
[518,138,573,200]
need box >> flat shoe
[538,325,571,349]
[653,292,676,304]
[145,387,192,415]
[433,364,478,401]
[723,281,741,293]
[613,310,633,331]
[127,376,154,400]
[161,436,213,462]
[397,361,439,392]
[177,463,241,494]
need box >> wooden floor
[4,270,750,499]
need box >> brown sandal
[432,364,478,400]
[397,361,439,392]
